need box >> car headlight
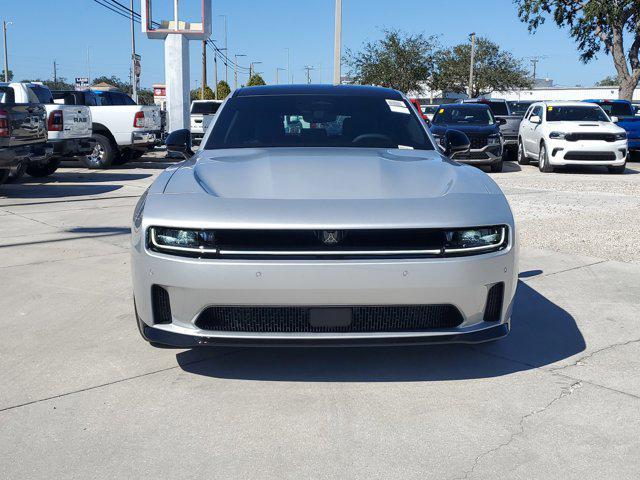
[444,226,507,253]
[132,189,148,231]
[549,131,566,139]
[615,132,627,141]
[487,134,502,146]
[149,227,217,254]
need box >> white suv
[517,101,627,174]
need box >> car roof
[233,84,404,99]
[531,101,602,107]
[440,103,490,109]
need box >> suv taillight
[0,109,9,138]
[133,111,145,128]
[48,110,63,131]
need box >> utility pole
[468,32,476,98]
[304,66,314,84]
[86,46,91,84]
[234,53,246,90]
[213,48,218,99]
[276,67,286,85]
[53,60,57,84]
[285,48,291,84]
[129,0,138,103]
[219,15,228,83]
[530,57,539,80]
[202,39,207,99]
[333,0,342,85]
[2,20,11,82]
[249,61,261,79]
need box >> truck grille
[565,133,615,142]
[564,151,616,161]
[468,135,488,149]
[195,305,464,333]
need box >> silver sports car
[131,84,518,347]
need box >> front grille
[151,285,172,324]
[565,133,615,142]
[195,305,464,332]
[563,151,616,161]
[468,136,488,149]
[455,151,490,159]
[483,282,504,322]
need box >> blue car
[584,99,640,155]
[430,103,505,172]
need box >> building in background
[153,83,166,110]
[490,85,640,102]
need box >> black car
[430,103,505,172]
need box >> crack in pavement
[454,381,583,480]
[546,338,640,373]
[0,349,241,414]
[521,259,609,282]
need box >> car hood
[430,124,499,136]
[151,147,513,229]
[545,121,626,134]
[165,147,492,200]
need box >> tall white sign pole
[333,0,342,85]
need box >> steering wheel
[352,133,393,144]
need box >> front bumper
[451,144,503,165]
[547,138,627,166]
[132,231,518,345]
[50,138,96,157]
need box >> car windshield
[432,106,495,125]
[508,101,533,116]
[192,102,222,115]
[594,102,634,117]
[546,106,609,122]
[205,94,434,150]
[483,101,509,116]
[422,105,439,114]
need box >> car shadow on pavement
[176,281,585,382]
[0,183,124,199]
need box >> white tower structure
[141,0,212,132]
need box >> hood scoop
[579,124,599,127]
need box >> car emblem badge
[321,230,341,245]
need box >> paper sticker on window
[386,99,409,114]
[547,106,553,111]
[439,108,444,113]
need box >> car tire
[83,133,115,169]
[26,159,61,178]
[538,144,554,173]
[517,140,530,165]
[490,159,504,172]
[608,163,626,174]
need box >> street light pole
[2,20,11,83]
[129,0,138,103]
[468,32,476,98]
[285,48,291,84]
[249,61,262,78]
[234,54,246,90]
[213,48,218,99]
[333,0,342,85]
[219,15,228,83]
[276,67,286,85]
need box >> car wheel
[517,140,529,165]
[26,159,61,178]
[538,144,554,173]
[490,159,504,172]
[82,133,115,169]
[608,163,626,174]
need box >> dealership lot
[1,156,639,479]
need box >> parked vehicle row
[190,99,223,146]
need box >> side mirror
[611,116,619,123]
[530,115,542,124]
[166,129,194,159]
[496,118,507,126]
[444,129,470,156]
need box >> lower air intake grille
[483,283,504,322]
[564,151,616,161]
[195,305,464,333]
[151,285,172,324]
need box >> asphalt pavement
[1,154,639,479]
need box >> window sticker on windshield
[386,99,410,114]
[439,108,444,113]
[547,106,553,111]
[398,145,414,150]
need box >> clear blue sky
[4,0,615,90]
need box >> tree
[190,85,215,101]
[432,37,532,97]
[345,29,439,93]
[595,74,620,86]
[516,0,640,100]
[247,74,266,86]
[91,75,130,91]
[216,80,231,99]
[1,69,13,81]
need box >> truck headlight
[149,227,217,254]
[615,132,627,141]
[549,131,566,139]
[444,226,507,253]
[487,135,501,146]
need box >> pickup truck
[0,84,51,184]
[8,82,94,178]
[52,89,162,168]
[190,100,223,145]
[584,99,640,157]
[462,98,522,158]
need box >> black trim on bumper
[142,322,510,348]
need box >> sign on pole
[75,77,89,91]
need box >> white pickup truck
[190,100,223,145]
[8,82,93,177]
[52,89,162,169]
